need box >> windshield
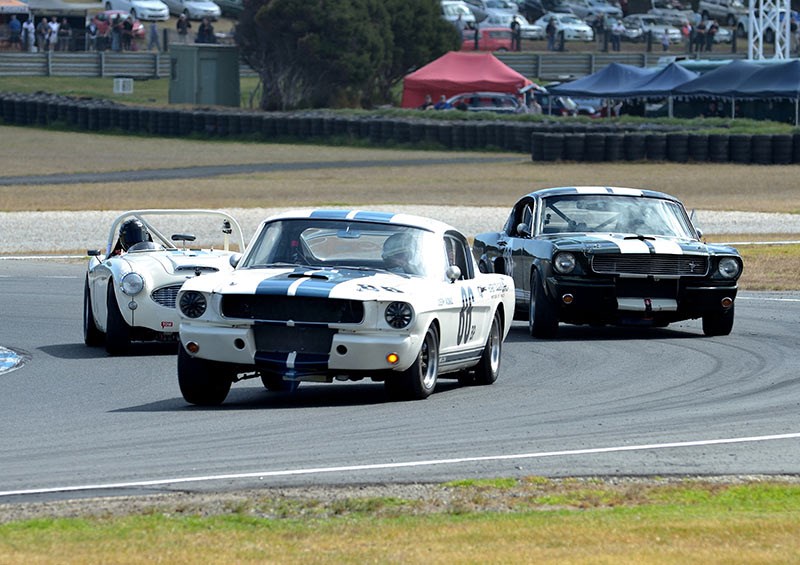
[539,195,696,238]
[241,219,445,277]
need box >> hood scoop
[175,266,219,273]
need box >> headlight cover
[180,291,208,318]
[717,257,741,279]
[120,272,144,296]
[385,301,413,329]
[553,252,577,274]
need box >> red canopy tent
[401,51,532,109]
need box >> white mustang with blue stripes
[176,209,515,406]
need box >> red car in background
[90,10,146,39]
[461,27,514,51]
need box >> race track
[1,260,799,503]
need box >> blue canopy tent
[729,60,800,125]
[621,63,699,117]
[548,62,655,98]
[672,59,769,119]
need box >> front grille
[151,284,182,308]
[591,254,708,277]
[254,325,335,354]
[221,295,364,324]
[175,266,219,273]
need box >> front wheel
[385,325,439,401]
[83,277,104,347]
[178,346,232,406]
[105,282,131,355]
[702,305,734,336]
[528,270,559,338]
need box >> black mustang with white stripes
[176,209,514,406]
[472,187,743,338]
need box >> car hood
[542,233,728,255]
[183,266,425,300]
[133,0,168,7]
[124,250,233,276]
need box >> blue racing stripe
[256,278,297,295]
[351,211,395,223]
[309,210,352,219]
[294,278,336,298]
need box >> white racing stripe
[1,432,798,498]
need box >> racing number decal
[457,287,475,345]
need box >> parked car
[447,91,529,113]
[518,0,574,22]
[603,15,644,41]
[561,0,622,21]
[534,12,595,41]
[698,0,746,26]
[162,0,220,20]
[212,0,242,16]
[531,88,579,115]
[735,10,799,42]
[479,11,545,39]
[472,187,742,338]
[90,10,145,39]
[648,0,695,26]
[84,210,246,355]
[441,0,477,27]
[461,26,515,50]
[103,0,169,21]
[622,14,682,43]
[175,209,515,406]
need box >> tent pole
[796,98,798,126]
[730,97,735,120]
[668,96,673,118]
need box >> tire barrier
[1,92,799,164]
[687,133,709,162]
[728,134,752,164]
[751,134,773,165]
[645,134,667,161]
[666,133,688,163]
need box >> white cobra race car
[176,209,515,405]
[84,209,246,355]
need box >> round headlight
[385,302,413,329]
[553,252,576,274]
[120,272,144,296]
[180,291,207,318]
[717,257,741,279]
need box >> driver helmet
[119,218,150,251]
[382,232,415,264]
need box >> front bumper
[545,275,737,325]
[180,323,423,379]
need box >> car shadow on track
[504,322,703,343]
[114,379,468,412]
[39,342,179,359]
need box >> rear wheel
[466,311,502,386]
[528,270,559,338]
[105,282,131,355]
[702,305,734,336]
[385,325,439,400]
[261,373,299,393]
[83,278,104,347]
[178,346,232,406]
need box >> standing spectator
[57,18,71,51]
[611,19,624,51]
[705,20,717,52]
[454,13,464,43]
[433,95,452,110]
[510,16,522,51]
[546,17,556,51]
[176,14,191,43]
[36,17,49,52]
[86,19,98,51]
[196,17,215,43]
[147,21,160,51]
[111,15,122,51]
[418,94,434,110]
[694,19,706,53]
[8,15,21,50]
[22,17,35,52]
[122,15,133,50]
[661,29,670,51]
[681,21,692,52]
[47,17,60,52]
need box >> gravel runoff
[2,207,800,255]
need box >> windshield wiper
[623,234,656,241]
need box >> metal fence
[0,50,744,80]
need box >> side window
[522,204,534,234]
[444,235,473,280]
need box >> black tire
[83,278,104,347]
[105,282,131,356]
[528,270,559,338]
[385,325,439,401]
[261,373,299,393]
[471,311,502,386]
[702,305,735,337]
[177,346,233,406]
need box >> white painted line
[0,255,84,260]
[737,296,800,302]
[1,432,798,498]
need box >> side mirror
[695,228,703,240]
[516,222,531,237]
[446,265,461,283]
[87,249,101,257]
[229,253,242,268]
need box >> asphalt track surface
[1,260,799,504]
